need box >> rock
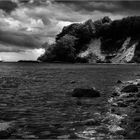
[0,121,16,138]
[95,126,109,134]
[128,130,136,138]
[117,80,122,84]
[125,98,138,104]
[70,80,76,84]
[40,131,51,136]
[135,108,140,113]
[76,100,82,106]
[133,116,140,122]
[121,85,138,93]
[136,92,140,97]
[22,134,38,139]
[57,135,70,139]
[72,87,100,98]
[117,101,128,107]
[135,99,140,106]
[108,125,125,135]
[112,92,119,96]
[82,119,100,126]
[119,93,136,98]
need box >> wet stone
[117,80,122,84]
[57,135,70,139]
[135,99,140,106]
[95,126,109,134]
[117,101,128,107]
[70,80,76,84]
[82,119,100,126]
[22,134,38,139]
[125,98,138,104]
[121,85,138,93]
[136,92,140,97]
[0,121,16,139]
[112,92,119,97]
[133,116,140,122]
[40,131,51,136]
[72,87,101,98]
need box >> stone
[70,80,76,84]
[128,130,136,138]
[135,108,140,113]
[117,101,128,107]
[136,92,140,97]
[125,98,138,104]
[72,87,100,98]
[120,93,136,98]
[112,92,119,96]
[22,135,38,139]
[57,135,70,139]
[134,116,140,122]
[76,100,82,106]
[95,126,109,134]
[0,121,16,138]
[121,85,138,93]
[135,99,140,106]
[40,131,51,136]
[82,119,100,126]
[108,125,125,134]
[117,80,122,84]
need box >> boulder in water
[82,118,100,126]
[117,80,122,84]
[121,85,138,93]
[0,121,16,138]
[72,87,100,98]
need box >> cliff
[38,16,140,63]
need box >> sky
[0,0,140,61]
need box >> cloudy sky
[0,0,140,61]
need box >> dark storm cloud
[0,44,24,52]
[0,30,41,49]
[54,1,117,13]
[120,1,140,11]
[54,0,140,15]
[0,0,18,13]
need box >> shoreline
[74,79,140,139]
[1,61,140,66]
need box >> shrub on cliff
[38,35,77,62]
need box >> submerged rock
[82,118,100,126]
[136,92,140,97]
[117,80,122,84]
[121,85,138,93]
[108,125,125,135]
[117,101,128,107]
[0,121,16,138]
[72,87,100,98]
[70,80,76,84]
[57,135,70,139]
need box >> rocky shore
[0,77,140,139]
[74,79,140,139]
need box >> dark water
[0,63,140,139]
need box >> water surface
[0,63,140,139]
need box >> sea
[0,63,140,139]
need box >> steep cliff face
[110,38,138,63]
[79,38,139,64]
[79,39,105,63]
